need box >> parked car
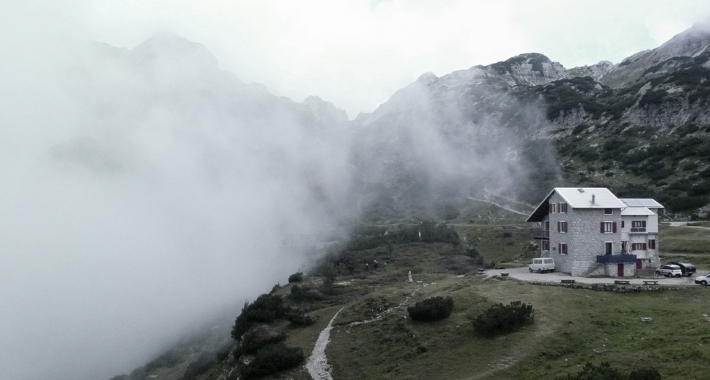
[695,273,710,285]
[667,261,696,276]
[656,264,683,277]
[529,258,555,273]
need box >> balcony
[596,254,637,263]
[531,229,549,239]
[630,227,647,233]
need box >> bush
[289,285,324,301]
[407,296,454,321]
[241,325,285,354]
[288,272,304,283]
[629,367,662,380]
[284,309,317,326]
[241,344,304,379]
[555,362,661,380]
[231,294,287,340]
[472,301,534,337]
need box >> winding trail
[306,307,344,380]
[345,285,423,328]
[467,196,528,216]
[306,284,424,379]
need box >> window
[621,220,624,228]
[603,208,613,215]
[559,202,568,213]
[558,243,568,255]
[557,221,568,233]
[632,243,648,250]
[600,221,617,233]
[550,202,557,213]
[649,239,656,249]
[545,221,549,231]
[542,240,550,251]
[630,220,647,232]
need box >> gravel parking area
[486,267,697,286]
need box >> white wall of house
[543,191,624,276]
[620,211,660,268]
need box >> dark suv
[667,261,696,277]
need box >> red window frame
[558,221,568,233]
[600,221,617,233]
[558,243,568,255]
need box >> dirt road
[486,267,697,286]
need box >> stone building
[527,188,663,277]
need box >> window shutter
[643,243,647,250]
[621,221,624,228]
[564,222,568,233]
[642,220,647,228]
[600,222,604,233]
[613,222,617,233]
[557,221,560,232]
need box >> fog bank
[0,24,352,380]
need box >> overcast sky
[16,0,710,117]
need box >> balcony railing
[596,254,637,263]
[630,227,647,233]
[531,229,549,239]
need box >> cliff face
[348,19,710,216]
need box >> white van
[529,258,555,273]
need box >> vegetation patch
[231,294,288,340]
[472,301,534,337]
[407,296,454,322]
[556,362,662,380]
[288,272,304,283]
[241,344,305,379]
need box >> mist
[0,24,353,380]
[0,4,562,379]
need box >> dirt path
[306,307,344,380]
[486,267,696,286]
[467,196,528,216]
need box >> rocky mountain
[75,20,710,226]
[352,19,710,218]
[102,19,710,380]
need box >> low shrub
[555,362,661,380]
[288,272,304,283]
[284,310,317,326]
[290,285,324,301]
[241,326,285,355]
[231,294,287,340]
[407,296,454,322]
[241,344,305,379]
[472,301,534,337]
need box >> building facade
[527,188,663,277]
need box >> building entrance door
[617,264,624,277]
[605,242,613,255]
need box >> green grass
[660,225,710,269]
[324,276,710,380]
[132,221,710,380]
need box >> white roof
[620,198,664,209]
[621,207,655,216]
[555,188,625,209]
[526,187,625,222]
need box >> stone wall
[603,262,636,277]
[544,192,624,276]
